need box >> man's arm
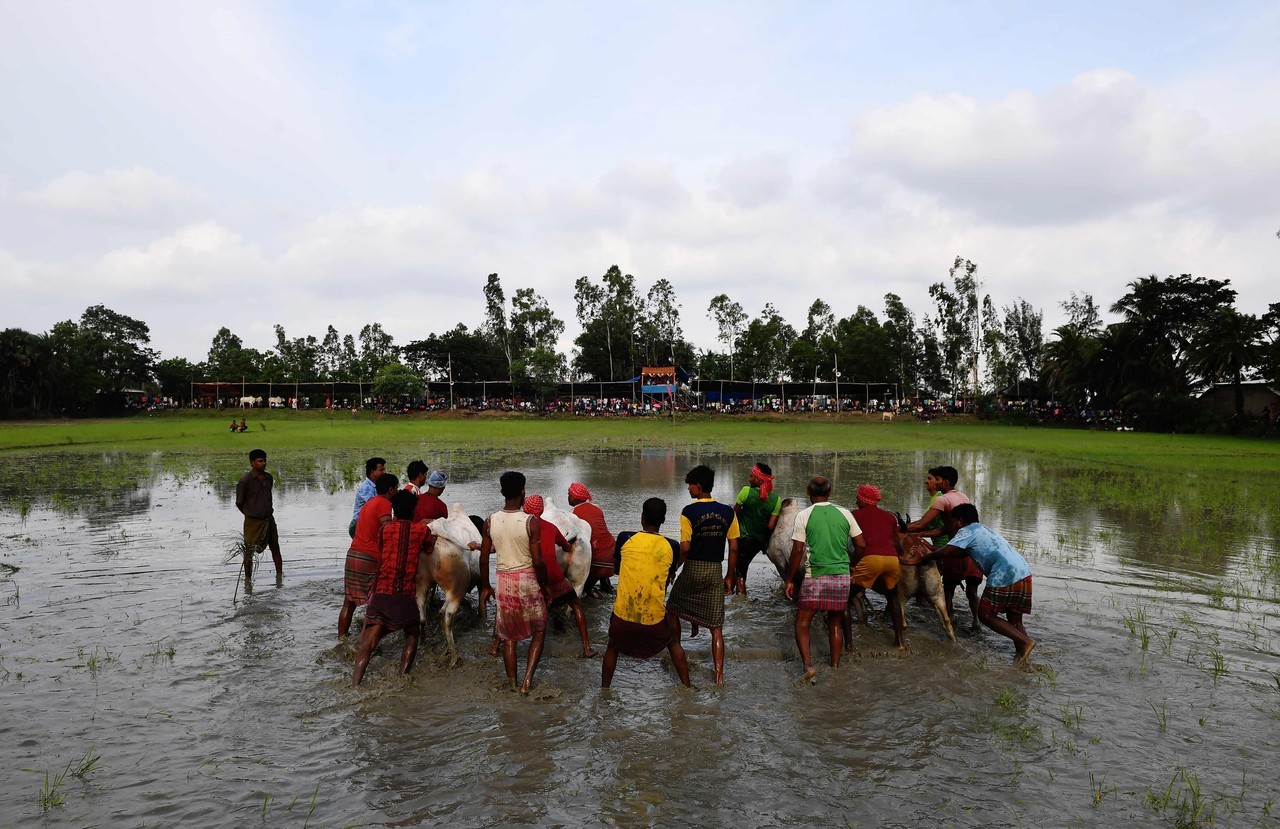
[235,475,248,515]
[478,518,494,607]
[849,533,867,567]
[906,506,941,533]
[922,543,966,562]
[527,515,548,584]
[783,539,805,600]
[724,537,738,594]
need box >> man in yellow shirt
[602,498,690,688]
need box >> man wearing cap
[236,448,283,583]
[568,482,616,595]
[849,483,905,651]
[732,462,781,596]
[784,475,859,681]
[413,470,450,524]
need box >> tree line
[2,262,1277,426]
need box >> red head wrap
[523,494,545,516]
[568,482,591,502]
[750,464,775,501]
[856,484,882,505]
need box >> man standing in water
[906,465,981,631]
[235,449,283,584]
[785,475,860,682]
[568,482,616,595]
[413,470,450,524]
[666,464,738,686]
[923,503,1036,661]
[479,471,550,693]
[602,498,690,688]
[732,462,780,596]
[350,457,385,538]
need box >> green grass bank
[2,410,1278,476]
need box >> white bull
[418,506,484,659]
[766,498,804,581]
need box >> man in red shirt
[849,484,905,651]
[568,482,615,595]
[413,469,450,524]
[339,474,398,636]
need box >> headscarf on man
[523,494,545,516]
[749,464,775,501]
[568,482,591,502]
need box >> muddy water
[1,447,1278,828]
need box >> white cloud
[839,70,1216,223]
[713,155,791,209]
[17,167,205,225]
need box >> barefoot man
[235,449,283,584]
[479,471,550,693]
[784,475,860,681]
[666,465,738,686]
[602,497,691,688]
[923,503,1036,661]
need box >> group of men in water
[234,449,1036,690]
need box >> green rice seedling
[1090,772,1111,806]
[1060,703,1083,729]
[1161,628,1179,656]
[1149,700,1168,733]
[71,747,101,778]
[261,793,273,817]
[996,687,1018,710]
[1206,648,1228,682]
[303,782,320,828]
[1209,582,1226,609]
[26,763,70,812]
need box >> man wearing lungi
[602,497,690,688]
[784,475,861,681]
[352,489,428,686]
[924,503,1036,661]
[339,473,398,636]
[666,465,738,687]
[235,449,283,584]
[479,471,550,693]
[848,483,905,651]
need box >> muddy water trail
[0,448,1278,827]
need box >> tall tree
[483,273,513,379]
[738,303,797,382]
[357,323,398,377]
[1109,274,1236,397]
[573,266,639,381]
[1002,299,1044,396]
[882,293,921,395]
[79,305,158,396]
[1190,307,1264,418]
[1060,292,1102,337]
[708,294,747,380]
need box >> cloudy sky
[2,1,1277,364]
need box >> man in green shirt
[784,475,862,682]
[732,462,781,596]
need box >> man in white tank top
[479,471,550,693]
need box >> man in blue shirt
[925,503,1035,661]
[350,457,385,538]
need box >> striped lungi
[496,568,548,642]
[343,548,379,604]
[666,560,725,628]
[799,574,852,611]
[851,555,900,590]
[980,576,1033,616]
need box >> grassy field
[2,409,1278,475]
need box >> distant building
[1197,382,1280,417]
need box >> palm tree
[1190,308,1264,418]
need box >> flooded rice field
[1,446,1278,828]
